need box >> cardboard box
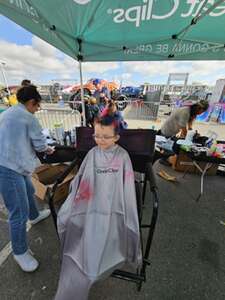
[32,164,76,203]
[169,153,218,175]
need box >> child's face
[94,124,119,150]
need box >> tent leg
[79,60,86,126]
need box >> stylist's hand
[45,146,55,155]
[176,131,184,139]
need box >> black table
[156,137,225,201]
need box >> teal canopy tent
[1,0,225,123]
[1,0,225,61]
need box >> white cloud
[0,38,79,85]
[112,73,137,86]
[121,61,225,85]
[0,37,121,86]
[122,61,183,77]
[32,36,57,58]
[121,73,132,80]
[82,62,119,74]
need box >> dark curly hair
[189,100,209,122]
[21,79,31,87]
[17,85,41,104]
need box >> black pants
[153,131,177,164]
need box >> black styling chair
[47,127,159,291]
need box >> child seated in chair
[55,112,141,300]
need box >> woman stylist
[0,85,54,272]
[160,100,209,138]
[156,100,209,165]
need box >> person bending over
[160,100,209,138]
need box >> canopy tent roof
[1,0,225,62]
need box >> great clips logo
[73,0,91,4]
[107,0,225,27]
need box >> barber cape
[55,144,141,300]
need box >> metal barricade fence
[123,99,160,120]
[36,108,81,130]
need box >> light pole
[0,60,10,95]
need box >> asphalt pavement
[0,161,225,300]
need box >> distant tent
[218,104,225,124]
[210,103,222,122]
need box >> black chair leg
[142,173,147,205]
[135,181,143,222]
[46,186,58,233]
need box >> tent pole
[77,38,86,126]
[0,61,10,95]
[79,59,86,126]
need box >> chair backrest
[76,127,156,172]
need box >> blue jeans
[0,166,39,255]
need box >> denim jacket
[0,104,47,175]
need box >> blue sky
[1,14,225,87]
[0,15,32,45]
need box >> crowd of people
[77,92,128,129]
[0,79,32,107]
